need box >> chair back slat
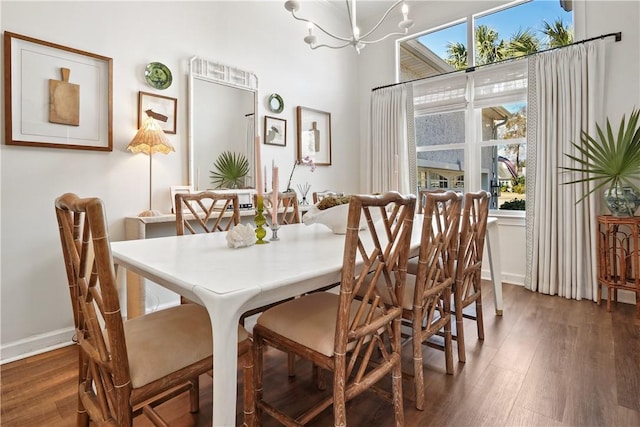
[55,193,132,425]
[175,191,240,235]
[255,192,300,225]
[313,190,345,204]
[337,192,416,385]
[457,191,491,301]
[414,191,462,326]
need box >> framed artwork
[4,32,113,151]
[138,91,177,134]
[296,106,331,165]
[264,115,286,147]
[170,185,193,214]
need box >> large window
[414,61,528,210]
[401,0,572,211]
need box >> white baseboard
[1,327,75,365]
[482,269,525,286]
[0,301,179,364]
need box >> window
[401,0,572,211]
[414,61,528,210]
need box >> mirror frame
[188,56,258,190]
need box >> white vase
[603,186,640,217]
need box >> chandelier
[284,0,414,53]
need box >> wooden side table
[596,215,640,318]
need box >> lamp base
[138,209,163,217]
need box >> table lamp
[127,115,175,217]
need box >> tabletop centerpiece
[302,195,355,234]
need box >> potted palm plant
[209,151,250,189]
[562,108,640,216]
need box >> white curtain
[368,84,417,195]
[525,40,607,300]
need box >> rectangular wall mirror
[188,57,258,191]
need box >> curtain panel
[368,85,417,195]
[525,39,607,300]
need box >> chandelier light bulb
[284,0,299,12]
[285,0,413,52]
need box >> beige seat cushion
[257,292,379,357]
[123,303,249,388]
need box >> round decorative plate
[268,93,284,114]
[144,62,172,90]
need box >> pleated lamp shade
[127,116,175,217]
[127,116,175,154]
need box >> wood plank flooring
[2,282,639,426]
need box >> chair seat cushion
[256,292,376,357]
[124,304,249,388]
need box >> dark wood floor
[2,282,639,426]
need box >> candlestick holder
[254,195,269,244]
[270,224,280,241]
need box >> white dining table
[110,215,502,426]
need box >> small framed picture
[296,106,331,165]
[264,116,286,147]
[170,185,193,214]
[138,91,177,134]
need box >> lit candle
[255,136,263,197]
[271,165,279,225]
[392,154,399,192]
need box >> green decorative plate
[144,62,172,90]
[268,93,284,114]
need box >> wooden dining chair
[55,193,254,427]
[453,190,491,363]
[256,191,300,226]
[175,191,240,235]
[404,190,462,410]
[312,190,344,204]
[175,191,241,305]
[253,192,416,426]
[417,188,446,214]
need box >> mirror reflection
[188,57,257,191]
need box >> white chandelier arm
[360,29,409,45]
[290,10,353,43]
[310,41,355,50]
[358,0,405,40]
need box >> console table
[596,215,640,318]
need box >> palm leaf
[209,151,250,189]
[560,108,640,205]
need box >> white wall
[0,1,362,361]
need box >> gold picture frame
[138,91,177,134]
[4,32,113,151]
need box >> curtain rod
[372,31,622,92]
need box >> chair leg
[189,377,199,413]
[312,364,327,390]
[454,285,466,363]
[287,352,296,377]
[476,294,485,341]
[332,356,347,427]
[412,314,425,411]
[443,315,454,375]
[253,333,264,426]
[392,318,404,426]
[242,351,255,427]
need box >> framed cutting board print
[4,32,113,151]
